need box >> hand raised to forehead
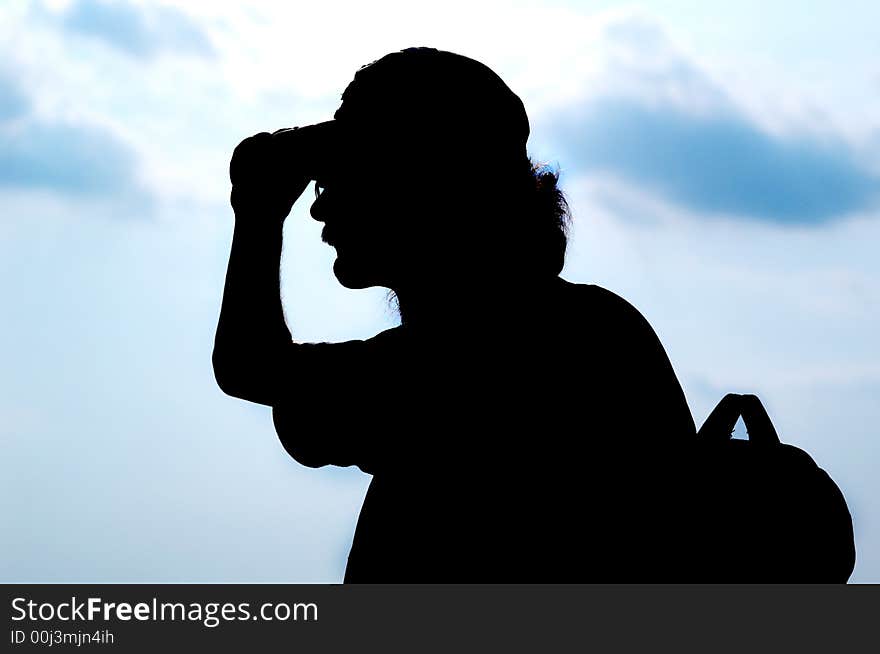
[269,121,341,182]
[229,128,318,221]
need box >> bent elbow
[212,349,272,404]
[272,405,328,469]
[212,348,240,397]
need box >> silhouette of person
[214,47,697,582]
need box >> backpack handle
[698,393,780,445]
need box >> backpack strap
[698,393,780,445]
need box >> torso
[343,279,696,582]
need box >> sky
[2,0,878,582]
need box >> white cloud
[45,0,214,58]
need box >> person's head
[309,47,569,292]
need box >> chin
[333,257,379,289]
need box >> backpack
[690,393,856,582]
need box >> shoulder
[369,325,405,344]
[558,278,655,335]
[293,325,403,350]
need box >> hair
[522,158,571,277]
[462,154,571,280]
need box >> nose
[310,185,328,223]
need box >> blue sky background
[2,0,878,581]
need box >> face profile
[307,123,418,291]
[301,47,566,298]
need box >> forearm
[213,217,291,405]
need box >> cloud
[0,73,29,121]
[59,0,213,58]
[547,99,879,225]
[0,72,147,205]
[534,12,880,225]
[0,119,143,199]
